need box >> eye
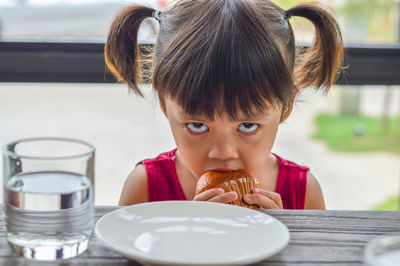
[186,123,209,134]
[238,123,259,134]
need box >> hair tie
[152,10,162,22]
[284,10,292,20]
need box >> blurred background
[0,0,399,210]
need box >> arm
[304,172,325,210]
[119,164,148,206]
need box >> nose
[208,136,239,161]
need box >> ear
[280,89,298,123]
[158,94,167,117]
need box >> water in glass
[2,137,95,260]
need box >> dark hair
[105,0,343,120]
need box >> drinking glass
[2,137,95,260]
[364,235,400,266]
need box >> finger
[244,193,280,209]
[244,193,282,209]
[208,191,238,204]
[253,189,283,209]
[193,188,224,201]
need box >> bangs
[153,0,294,120]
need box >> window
[0,0,167,42]
[0,0,399,209]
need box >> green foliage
[272,0,313,9]
[274,0,398,14]
[336,0,398,42]
[274,0,399,43]
[313,114,400,154]
[371,195,399,211]
[336,0,398,17]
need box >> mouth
[212,168,236,173]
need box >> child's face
[164,97,284,179]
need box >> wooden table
[1,206,399,265]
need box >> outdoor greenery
[313,114,400,155]
[336,0,397,17]
[336,0,399,43]
[313,113,400,211]
[371,195,399,210]
[273,0,313,9]
[273,0,399,43]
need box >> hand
[193,188,238,204]
[243,188,283,209]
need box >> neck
[174,150,198,199]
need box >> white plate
[95,201,290,265]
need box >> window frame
[0,41,399,85]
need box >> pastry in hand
[195,170,260,209]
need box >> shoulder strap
[139,149,187,201]
[274,154,309,209]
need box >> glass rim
[2,136,95,160]
[364,234,400,263]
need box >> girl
[105,0,343,209]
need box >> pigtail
[105,6,155,95]
[287,4,344,91]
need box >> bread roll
[195,170,260,209]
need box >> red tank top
[138,149,308,209]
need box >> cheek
[168,122,208,175]
[171,126,206,152]
[240,139,269,169]
[240,123,280,168]
[178,143,209,177]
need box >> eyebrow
[177,112,206,121]
[236,112,269,122]
[177,111,270,122]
